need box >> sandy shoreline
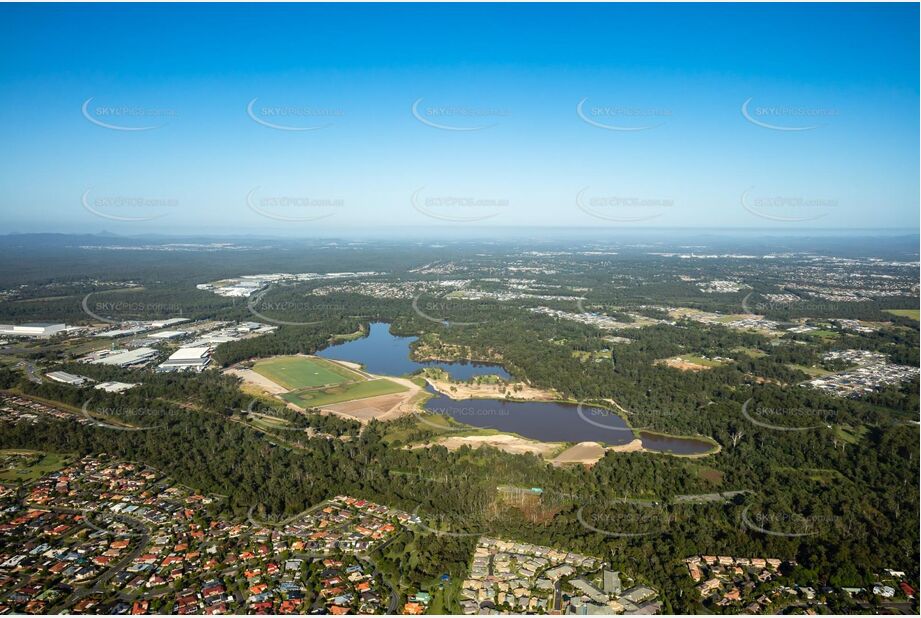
[421,436,648,466]
[425,378,559,401]
[419,433,565,457]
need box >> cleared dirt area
[327,358,369,374]
[425,434,565,457]
[550,441,606,465]
[550,439,644,466]
[609,438,644,452]
[323,392,409,423]
[290,374,423,424]
[229,356,422,424]
[657,357,711,372]
[426,378,559,401]
[423,434,645,464]
[225,368,288,394]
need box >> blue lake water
[423,388,716,455]
[318,322,512,381]
[319,322,714,456]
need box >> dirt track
[225,368,288,394]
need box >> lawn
[787,363,833,377]
[807,329,838,339]
[426,577,463,614]
[715,314,750,323]
[248,414,296,433]
[732,346,767,358]
[884,309,920,321]
[382,410,465,444]
[572,350,612,363]
[252,355,361,390]
[776,466,849,485]
[282,378,407,408]
[678,354,726,368]
[0,450,72,482]
[833,424,869,445]
[328,326,366,343]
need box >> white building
[149,330,188,340]
[149,318,189,328]
[84,347,159,368]
[45,371,90,386]
[157,346,212,372]
[93,326,148,338]
[0,323,67,338]
[94,381,139,393]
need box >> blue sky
[0,3,917,235]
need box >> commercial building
[148,330,188,340]
[83,347,159,368]
[93,318,189,339]
[157,347,211,373]
[94,381,139,393]
[0,323,67,338]
[93,326,148,338]
[149,318,189,328]
[45,371,90,386]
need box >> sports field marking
[252,355,363,390]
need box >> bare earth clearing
[225,368,288,394]
[550,439,643,465]
[657,358,710,372]
[418,436,645,465]
[421,434,565,458]
[320,376,423,424]
[425,378,559,401]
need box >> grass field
[787,363,833,377]
[833,424,869,445]
[884,309,920,321]
[248,414,296,432]
[572,350,612,363]
[678,354,726,367]
[0,450,72,482]
[252,356,362,390]
[732,346,767,358]
[282,378,407,408]
[715,314,750,323]
[776,466,848,485]
[658,354,727,371]
[806,329,838,339]
[382,409,464,443]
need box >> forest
[0,236,917,611]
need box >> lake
[318,322,512,381]
[424,387,716,456]
[320,322,715,456]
